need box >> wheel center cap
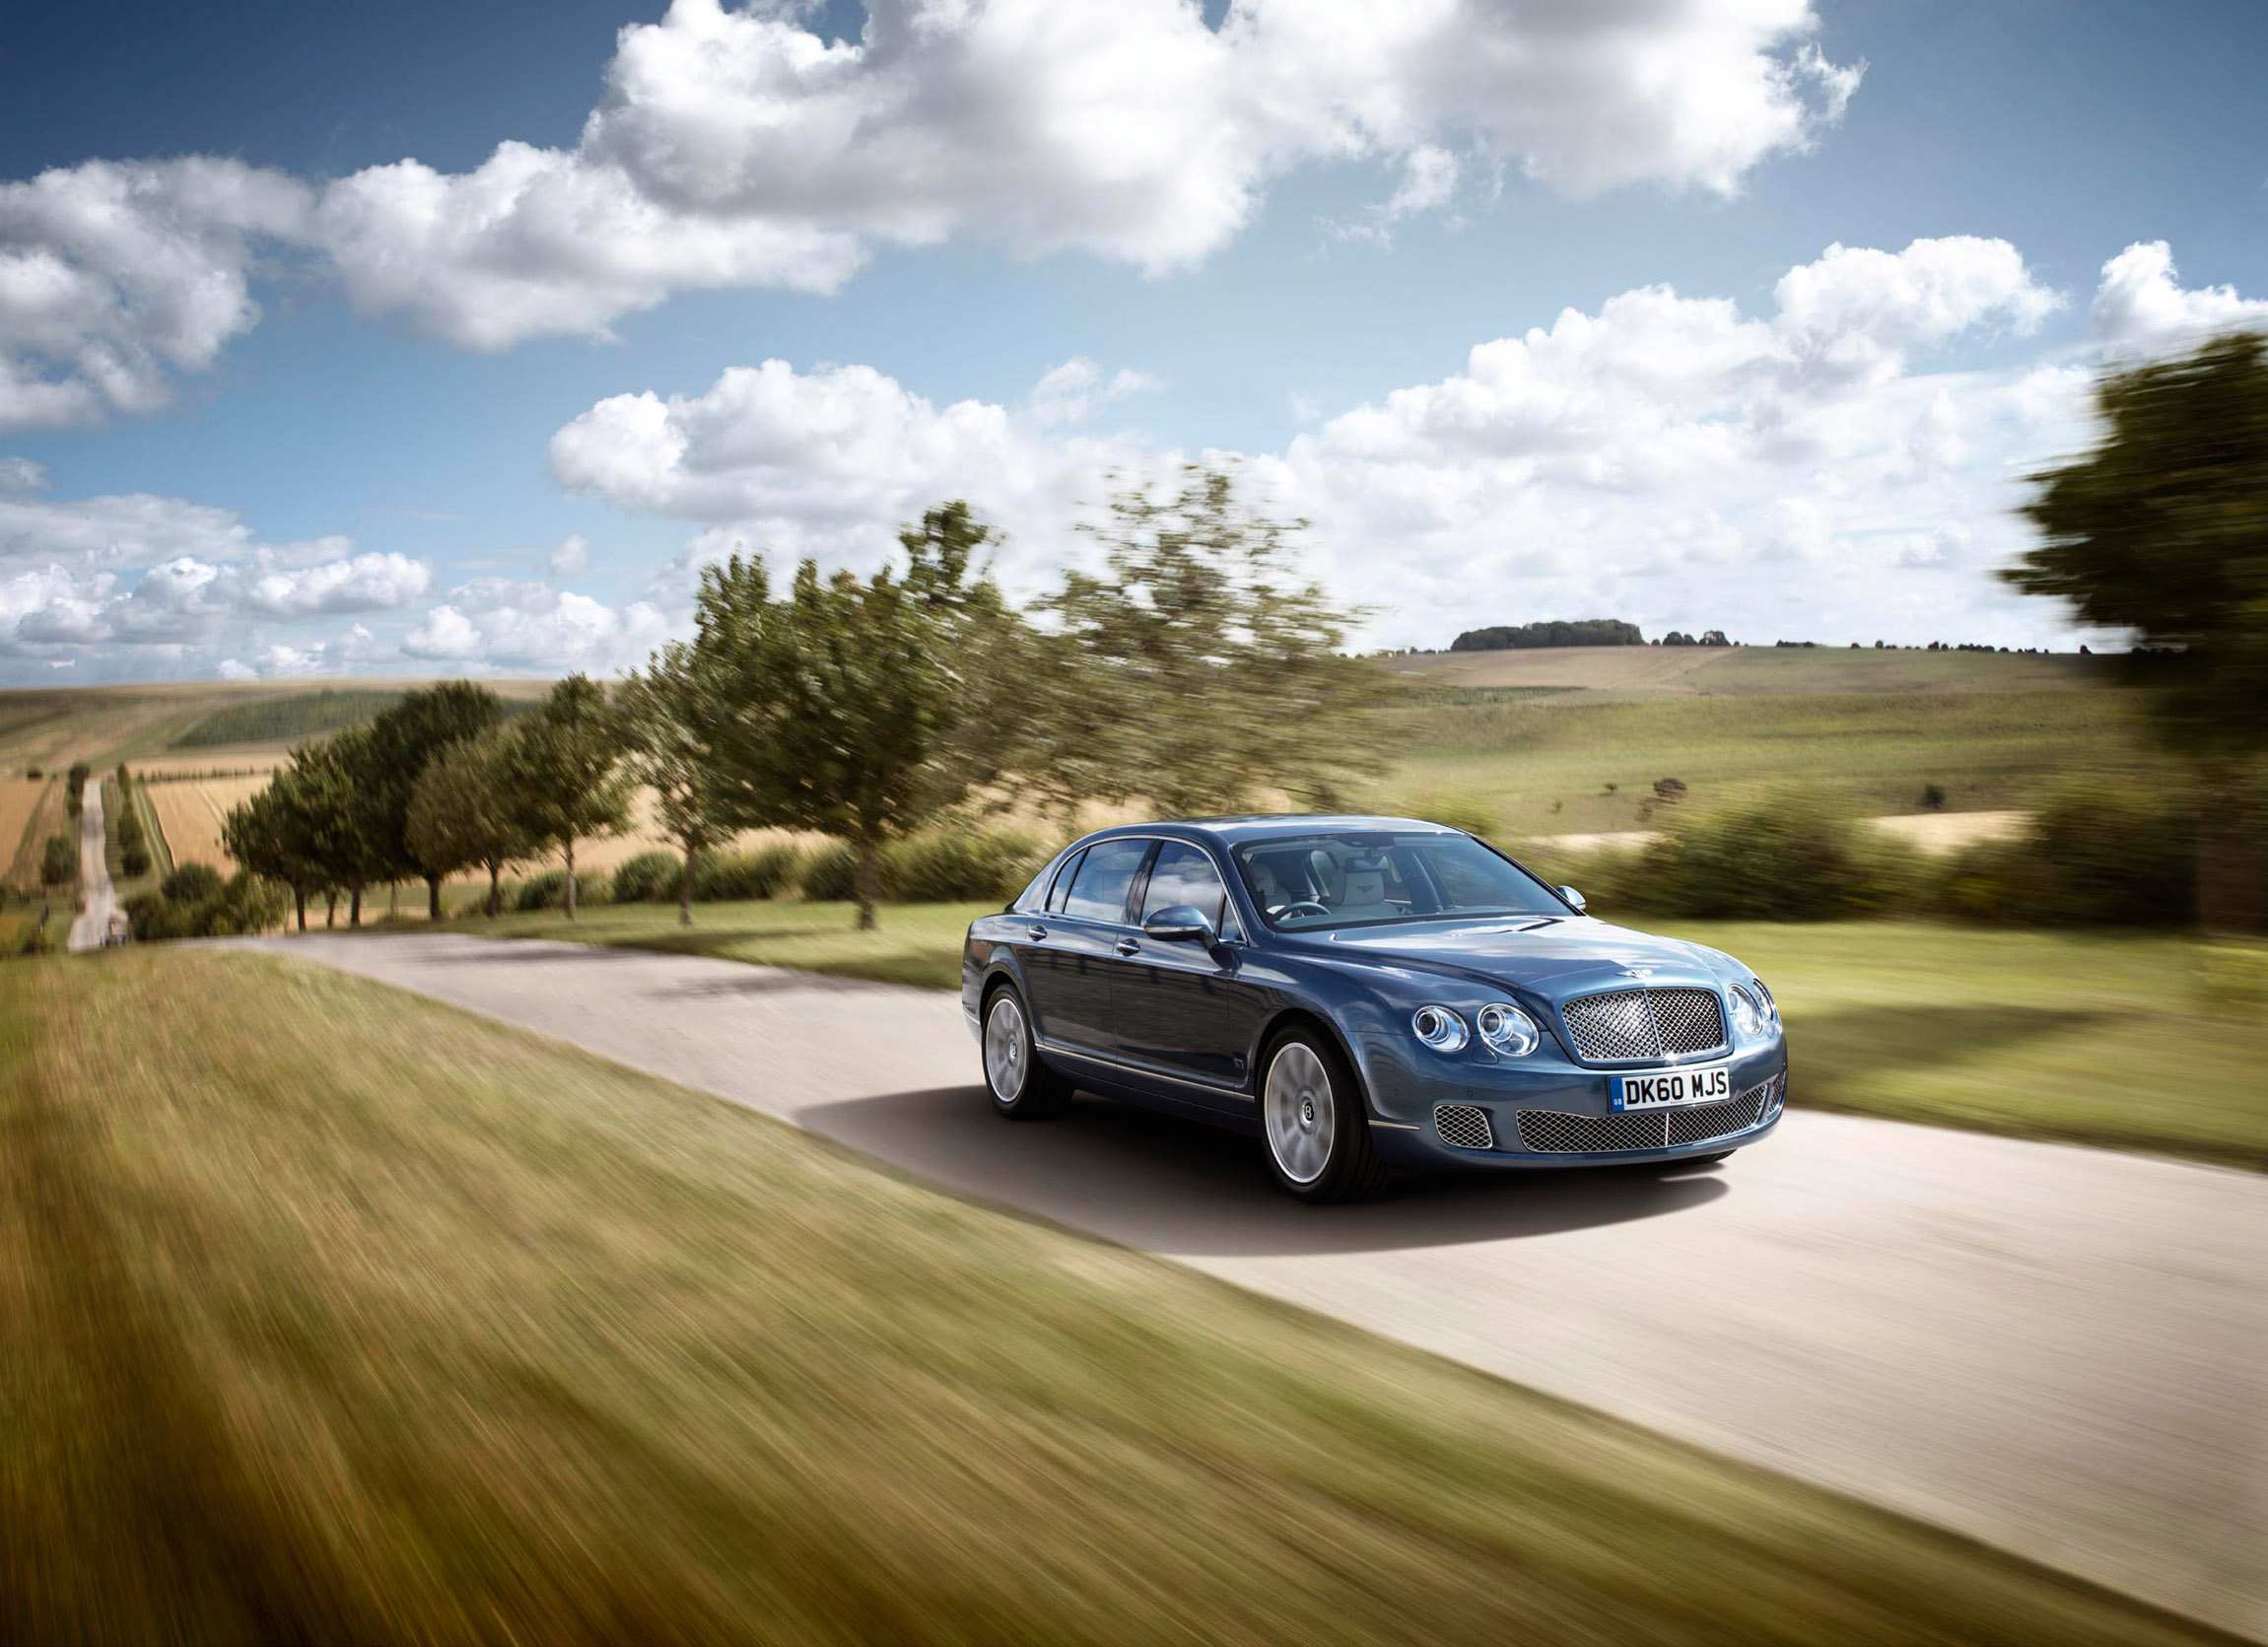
[1299,1096,1316,1128]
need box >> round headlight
[1476,1002,1540,1056]
[1410,1005,1469,1053]
[1729,985,1772,1042]
[1750,976,1777,1021]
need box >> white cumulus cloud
[2090,240,2268,355]
[1,0,1862,405]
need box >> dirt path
[248,931,2267,1639]
[65,780,114,953]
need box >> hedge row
[482,828,1051,914]
[1523,785,2211,926]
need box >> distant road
[249,932,2265,1640]
[65,779,115,953]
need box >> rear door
[1023,837,1152,1059]
[1112,840,1270,1101]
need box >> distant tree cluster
[210,465,1389,936]
[1657,630,1731,647]
[1451,619,1644,651]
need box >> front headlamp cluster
[1411,1002,1540,1057]
[1729,979,1780,1043]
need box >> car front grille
[1515,1073,1782,1154]
[1560,987,1727,1063]
[1433,1103,1494,1151]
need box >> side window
[1141,843,1236,937]
[1045,850,1086,914]
[1062,839,1150,923]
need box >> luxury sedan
[963,816,1789,1201]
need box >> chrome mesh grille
[1433,1103,1494,1151]
[1516,1073,1780,1154]
[1559,987,1726,1063]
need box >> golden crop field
[2,776,53,891]
[147,775,270,874]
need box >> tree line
[223,467,1389,932]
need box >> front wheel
[982,985,1073,1120]
[1260,1027,1389,1203]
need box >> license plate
[1615,1064,1733,1109]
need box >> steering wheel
[1274,900,1333,921]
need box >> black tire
[980,983,1073,1120]
[1258,1025,1390,1203]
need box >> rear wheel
[982,985,1073,1120]
[1260,1027,1389,1203]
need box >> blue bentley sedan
[963,816,1789,1201]
[966,821,1777,1206]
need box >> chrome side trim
[1035,1036,1252,1099]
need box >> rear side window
[1045,850,1087,913]
[1062,839,1151,923]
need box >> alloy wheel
[1264,1041,1335,1184]
[985,994,1029,1102]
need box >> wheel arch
[1252,1005,1376,1118]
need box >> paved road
[65,778,115,953]
[250,931,2266,1639]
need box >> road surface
[250,931,2266,1639]
[65,778,115,952]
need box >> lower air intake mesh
[1433,1103,1494,1151]
[1515,1074,1781,1154]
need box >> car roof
[1074,814,1461,849]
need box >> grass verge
[450,903,2268,1169]
[0,948,2229,1645]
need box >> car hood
[1281,916,1741,999]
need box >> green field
[1372,679,2157,836]
[0,949,2221,1646]
[453,899,2268,1169]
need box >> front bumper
[1357,1033,1789,1171]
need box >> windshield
[1233,831,1567,930]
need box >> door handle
[1026,924,1049,941]
[1115,938,1140,956]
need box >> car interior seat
[1332,856,1400,921]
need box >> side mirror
[1557,885,1588,914]
[1142,905,1216,944]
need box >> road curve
[65,778,115,953]
[247,931,2266,1639]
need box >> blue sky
[2,0,2264,682]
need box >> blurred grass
[0,948,2229,1646]
[446,905,2268,1169]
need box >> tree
[1021,464,1390,820]
[65,762,89,817]
[223,773,333,931]
[289,727,389,926]
[363,682,506,919]
[617,644,738,926]
[407,727,535,918]
[40,834,73,888]
[2006,330,2268,929]
[499,675,628,920]
[694,502,1019,930]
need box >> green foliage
[693,502,1018,929]
[162,862,225,904]
[514,868,611,912]
[691,844,803,902]
[406,725,537,916]
[499,676,629,920]
[2010,330,2268,928]
[878,829,1046,903]
[609,850,683,904]
[797,841,859,902]
[617,643,738,918]
[124,867,285,941]
[1935,786,2199,926]
[119,847,149,878]
[1022,466,1390,820]
[38,834,72,887]
[16,921,55,956]
[1451,619,1646,651]
[65,763,87,816]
